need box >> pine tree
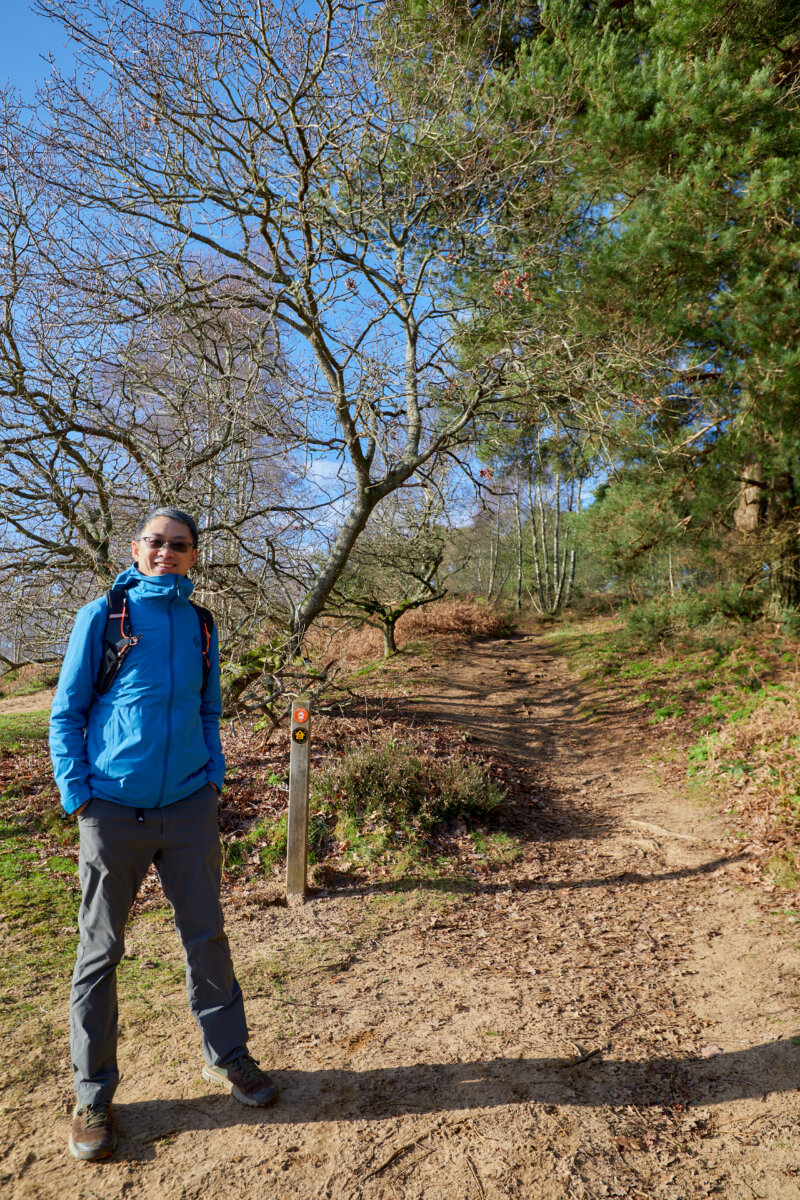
[408,0,800,610]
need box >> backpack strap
[190,602,215,697]
[93,587,215,698]
[95,582,139,697]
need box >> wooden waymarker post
[286,695,311,904]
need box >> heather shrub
[314,737,503,830]
[309,734,506,869]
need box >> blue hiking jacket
[50,565,225,815]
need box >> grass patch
[471,830,524,864]
[0,810,81,1058]
[0,815,78,939]
[0,664,59,701]
[15,678,58,697]
[649,700,685,723]
[688,682,800,836]
[547,613,790,736]
[222,811,289,874]
[0,711,50,749]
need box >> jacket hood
[113,562,195,599]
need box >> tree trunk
[552,470,561,599]
[536,475,552,609]
[734,463,764,532]
[526,471,544,611]
[565,548,576,606]
[772,543,800,610]
[513,486,523,611]
[382,616,398,657]
[553,539,569,611]
[768,473,800,610]
[486,505,502,601]
[293,493,376,649]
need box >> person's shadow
[116,1037,800,1157]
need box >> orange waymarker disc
[293,707,309,723]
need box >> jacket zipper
[158,580,177,805]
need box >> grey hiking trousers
[71,782,248,1104]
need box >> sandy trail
[6,632,800,1199]
[0,690,55,716]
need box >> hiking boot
[202,1053,278,1107]
[68,1103,115,1161]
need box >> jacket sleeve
[49,600,107,814]
[201,621,226,792]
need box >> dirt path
[0,690,55,716]
[8,633,800,1199]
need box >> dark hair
[134,507,200,547]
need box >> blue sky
[0,4,70,95]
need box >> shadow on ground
[313,853,748,900]
[113,1036,800,1158]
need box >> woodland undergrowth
[0,601,521,931]
[547,604,800,894]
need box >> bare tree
[0,95,302,656]
[330,481,462,656]
[22,0,563,650]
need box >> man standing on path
[50,507,278,1162]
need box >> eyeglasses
[141,535,195,553]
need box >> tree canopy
[414,0,800,610]
[2,0,799,664]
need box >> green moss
[222,811,289,874]
[471,830,524,864]
[767,852,800,891]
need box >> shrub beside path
[6,631,800,1199]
